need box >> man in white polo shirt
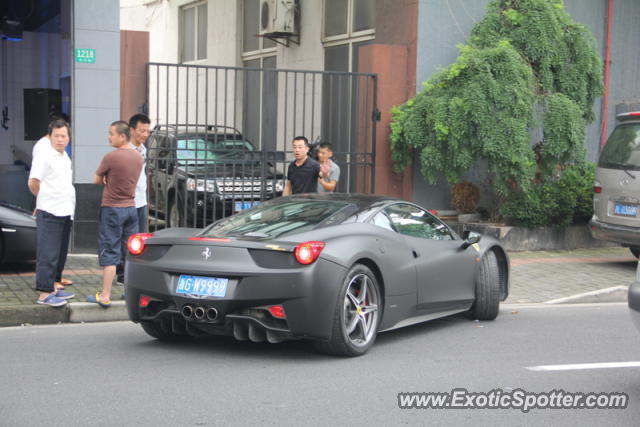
[32,113,70,159]
[28,120,76,307]
[31,113,75,289]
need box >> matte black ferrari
[0,201,37,265]
[125,194,510,356]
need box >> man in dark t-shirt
[87,120,143,307]
[283,136,320,195]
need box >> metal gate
[145,62,378,230]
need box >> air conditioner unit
[259,0,297,36]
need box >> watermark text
[397,388,628,412]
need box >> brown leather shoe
[56,278,73,286]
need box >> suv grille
[215,179,275,193]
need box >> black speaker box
[23,88,62,141]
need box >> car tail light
[294,241,325,265]
[128,233,153,255]
[268,305,286,319]
[593,186,602,193]
[139,295,151,308]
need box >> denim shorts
[98,206,139,267]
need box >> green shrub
[500,162,595,227]
[390,0,603,227]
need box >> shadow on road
[126,312,479,360]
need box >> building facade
[0,0,121,251]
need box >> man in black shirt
[283,136,321,195]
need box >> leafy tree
[390,0,603,226]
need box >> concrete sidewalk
[0,247,636,327]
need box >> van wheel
[630,248,640,259]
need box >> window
[323,0,375,41]
[321,0,375,172]
[242,1,278,151]
[204,200,350,239]
[175,138,255,164]
[384,204,453,241]
[371,212,395,232]
[322,0,375,71]
[180,2,207,62]
[598,124,640,170]
[243,0,277,56]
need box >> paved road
[1,304,638,426]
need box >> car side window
[384,204,453,240]
[371,212,396,232]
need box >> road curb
[0,301,129,327]
[544,286,628,305]
[0,304,69,327]
[68,301,129,323]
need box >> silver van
[590,112,640,258]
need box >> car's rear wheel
[471,250,500,320]
[140,319,183,340]
[630,247,640,259]
[314,264,381,357]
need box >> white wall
[120,0,325,150]
[121,0,325,67]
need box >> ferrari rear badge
[202,247,211,260]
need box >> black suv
[146,124,284,228]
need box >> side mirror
[460,231,481,249]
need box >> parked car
[0,201,36,264]
[146,124,285,228]
[124,193,510,356]
[591,112,640,258]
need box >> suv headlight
[186,178,217,193]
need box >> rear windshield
[599,123,640,170]
[202,200,352,239]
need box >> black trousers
[35,210,72,293]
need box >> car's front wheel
[314,264,382,357]
[167,198,184,228]
[471,250,500,320]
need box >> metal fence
[145,62,378,229]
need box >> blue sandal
[86,292,111,308]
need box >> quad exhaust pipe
[182,305,193,319]
[194,306,205,320]
[206,307,218,321]
[181,305,219,322]
[179,307,289,343]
